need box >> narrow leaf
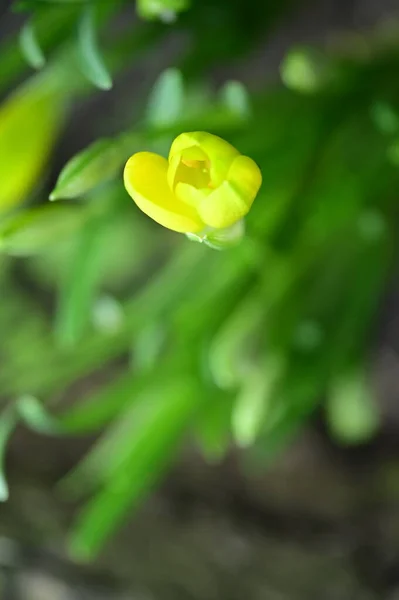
[19,20,45,69]
[209,289,264,389]
[232,356,283,448]
[137,0,190,21]
[16,394,63,435]
[327,365,380,445]
[59,368,163,434]
[68,377,200,559]
[55,213,107,347]
[50,138,124,200]
[195,390,234,461]
[0,205,84,256]
[60,364,187,491]
[220,81,250,119]
[0,407,18,502]
[77,5,112,90]
[146,68,184,128]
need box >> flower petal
[169,132,239,187]
[197,155,262,229]
[197,181,248,229]
[227,154,262,206]
[124,152,204,233]
[174,181,211,207]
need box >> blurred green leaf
[232,356,284,448]
[195,390,234,461]
[327,365,380,444]
[16,394,63,435]
[68,376,200,559]
[220,80,251,119]
[50,138,127,200]
[370,101,399,135]
[137,0,190,21]
[76,5,112,90]
[58,364,191,497]
[146,68,185,128]
[291,112,390,249]
[0,406,18,502]
[280,46,342,94]
[245,94,327,238]
[0,74,66,215]
[92,295,124,334]
[254,354,326,461]
[15,0,93,6]
[0,205,84,256]
[59,366,177,434]
[131,322,166,372]
[0,5,80,93]
[208,288,265,389]
[55,212,108,347]
[19,20,45,69]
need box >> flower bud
[123,131,262,240]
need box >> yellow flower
[123,132,262,234]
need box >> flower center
[174,157,212,190]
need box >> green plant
[0,0,399,560]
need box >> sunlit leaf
[0,74,65,214]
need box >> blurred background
[1,0,399,598]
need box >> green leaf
[0,406,18,502]
[131,322,166,372]
[60,364,188,493]
[68,377,200,559]
[232,356,283,448]
[16,0,93,7]
[195,390,234,461]
[76,5,112,90]
[0,205,84,256]
[146,68,184,128]
[327,365,380,445]
[137,0,190,21]
[19,20,45,69]
[92,295,124,334]
[280,46,338,94]
[59,368,167,434]
[50,138,125,200]
[208,289,265,389]
[220,80,251,119]
[370,101,399,135]
[16,394,63,435]
[0,73,65,215]
[55,213,107,347]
